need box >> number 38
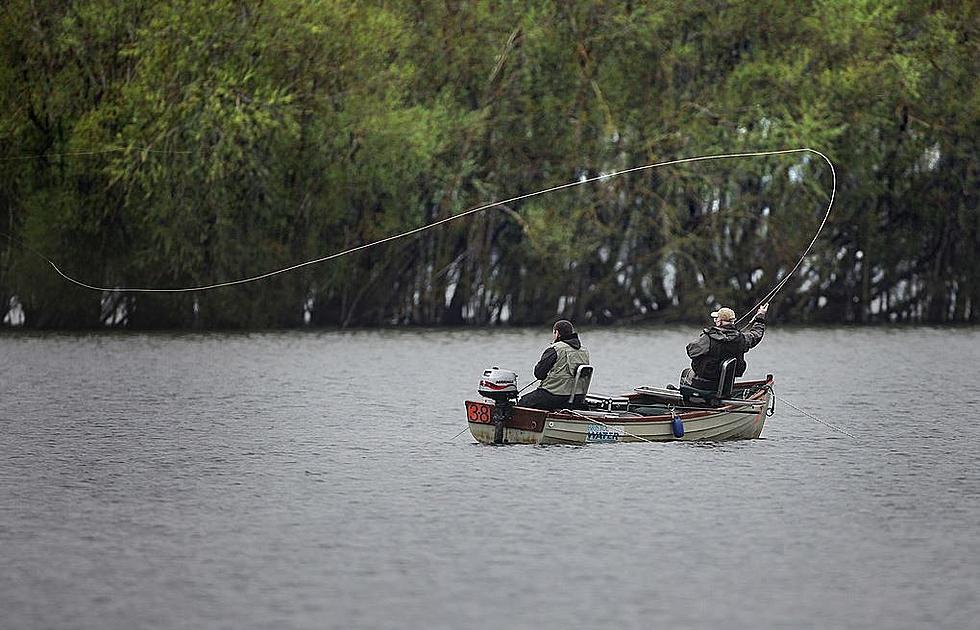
[467,403,491,423]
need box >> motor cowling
[478,366,519,402]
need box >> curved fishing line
[40,147,834,295]
[736,149,836,325]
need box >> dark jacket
[534,333,583,381]
[686,316,766,385]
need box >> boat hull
[465,377,773,445]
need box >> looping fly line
[44,147,836,318]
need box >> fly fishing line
[17,148,835,317]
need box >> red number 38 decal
[466,402,492,423]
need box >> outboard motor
[478,366,519,401]
[478,366,519,444]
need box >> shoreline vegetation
[1,319,977,335]
[2,1,977,330]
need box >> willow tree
[1,0,976,327]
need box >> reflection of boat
[465,365,774,445]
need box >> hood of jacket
[558,332,582,349]
[704,325,741,343]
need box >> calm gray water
[2,327,978,630]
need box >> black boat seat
[681,357,738,406]
[568,364,594,403]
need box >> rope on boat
[659,405,761,414]
[563,408,659,444]
[31,147,834,298]
[773,394,856,438]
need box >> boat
[465,364,774,445]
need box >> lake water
[1,327,978,629]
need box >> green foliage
[0,0,977,328]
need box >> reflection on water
[1,327,978,629]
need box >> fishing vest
[695,333,747,383]
[539,341,591,396]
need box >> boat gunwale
[528,374,773,424]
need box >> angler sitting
[518,320,591,411]
[680,303,768,391]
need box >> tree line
[1,0,977,329]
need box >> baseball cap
[710,307,736,322]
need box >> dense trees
[1,0,976,328]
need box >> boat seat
[680,357,737,407]
[568,364,594,403]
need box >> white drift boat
[465,364,773,445]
